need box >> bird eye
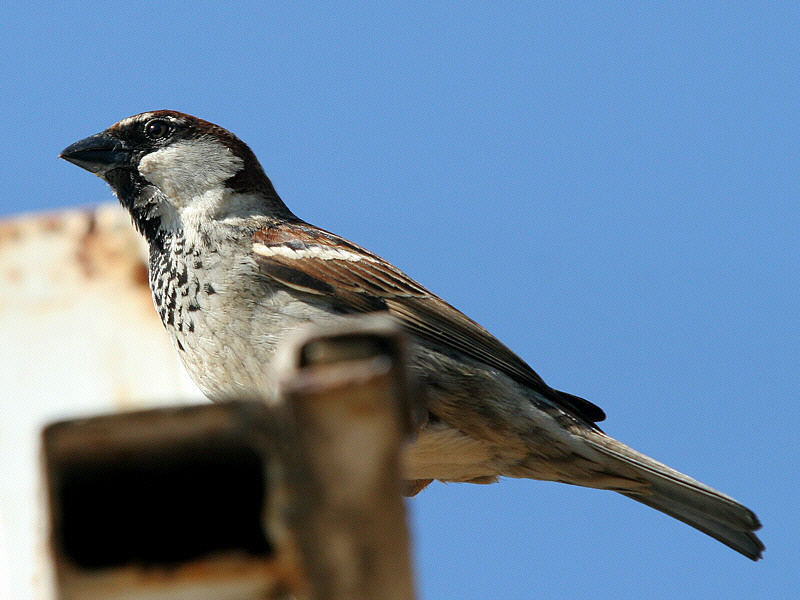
[144,119,171,140]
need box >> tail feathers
[583,434,764,560]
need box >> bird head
[60,111,293,239]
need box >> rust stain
[0,222,21,246]
[58,552,298,597]
[75,210,99,278]
[41,214,64,232]
[131,261,150,289]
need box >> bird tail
[581,432,764,560]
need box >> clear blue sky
[3,3,798,598]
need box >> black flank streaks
[175,266,188,287]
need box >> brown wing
[252,222,605,424]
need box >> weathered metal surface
[42,402,293,600]
[272,316,418,600]
[0,205,204,600]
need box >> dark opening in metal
[55,438,272,568]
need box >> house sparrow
[60,110,763,560]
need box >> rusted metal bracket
[41,314,418,600]
[269,315,417,600]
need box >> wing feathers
[252,222,605,424]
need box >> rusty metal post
[270,315,418,600]
[41,315,419,600]
[42,402,293,600]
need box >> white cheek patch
[138,138,244,204]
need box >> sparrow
[60,110,764,560]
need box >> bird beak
[59,133,132,176]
